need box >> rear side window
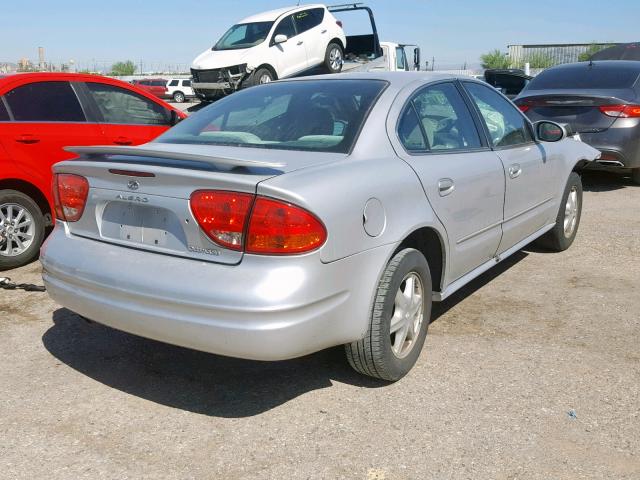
[400,82,482,151]
[527,65,640,90]
[86,82,170,125]
[398,106,426,151]
[5,81,85,122]
[183,80,191,87]
[464,82,533,148]
[169,80,179,86]
[151,80,166,87]
[0,99,9,121]
[294,8,324,33]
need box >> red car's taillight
[246,197,327,255]
[517,105,530,113]
[52,174,89,222]
[599,104,640,118]
[189,190,327,255]
[190,190,254,251]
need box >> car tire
[631,168,640,185]
[534,172,583,252]
[345,248,432,381]
[323,42,344,74]
[0,190,45,271]
[173,91,185,103]
[250,68,275,87]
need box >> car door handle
[15,134,40,144]
[114,136,133,145]
[508,164,522,179]
[438,178,455,197]
[297,40,304,45]
[321,29,327,33]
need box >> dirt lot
[1,171,638,479]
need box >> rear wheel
[345,248,432,381]
[534,172,582,252]
[172,91,185,103]
[0,190,45,270]
[632,168,640,185]
[324,42,344,74]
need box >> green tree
[522,52,554,69]
[111,60,136,76]
[578,43,609,62]
[480,49,511,69]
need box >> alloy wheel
[390,272,424,358]
[0,203,35,257]
[563,186,579,238]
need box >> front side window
[395,47,408,71]
[86,82,169,125]
[399,82,482,151]
[273,15,296,39]
[464,82,533,147]
[0,99,10,121]
[214,22,274,50]
[5,82,85,122]
[156,79,387,153]
[294,8,324,33]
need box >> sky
[2,0,640,71]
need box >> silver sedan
[41,72,599,381]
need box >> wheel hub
[0,203,35,257]
[389,272,424,359]
[563,186,578,238]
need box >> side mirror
[169,109,183,126]
[413,48,421,71]
[535,120,565,142]
[274,34,288,45]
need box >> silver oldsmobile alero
[41,72,599,381]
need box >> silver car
[41,72,599,381]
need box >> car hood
[191,47,257,70]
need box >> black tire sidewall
[0,190,45,270]
[376,249,432,380]
[324,43,343,73]
[554,172,583,250]
[252,68,274,87]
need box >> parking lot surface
[1,171,638,479]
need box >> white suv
[191,4,347,101]
[166,78,194,103]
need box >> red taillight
[517,105,530,113]
[336,20,343,28]
[190,190,254,251]
[599,104,640,118]
[52,174,89,222]
[247,197,327,255]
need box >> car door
[461,81,556,254]
[269,13,308,77]
[292,8,326,66]
[393,81,506,283]
[0,81,103,196]
[79,81,173,146]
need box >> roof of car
[284,71,465,88]
[239,4,325,23]
[544,60,640,73]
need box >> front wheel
[0,190,45,270]
[345,248,432,381]
[247,68,274,88]
[324,42,344,73]
[534,172,583,252]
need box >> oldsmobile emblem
[127,180,140,190]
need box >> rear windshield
[156,79,387,153]
[527,64,640,90]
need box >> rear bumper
[41,226,391,361]
[580,120,640,169]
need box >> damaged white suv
[191,4,347,101]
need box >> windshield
[213,22,273,51]
[527,64,640,90]
[155,80,387,153]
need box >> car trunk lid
[516,89,636,133]
[54,143,342,265]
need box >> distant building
[508,42,619,67]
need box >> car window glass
[214,22,274,50]
[0,99,9,121]
[152,80,166,87]
[395,47,407,71]
[409,82,481,151]
[183,80,191,87]
[464,82,532,147]
[86,82,169,125]
[169,80,179,86]
[5,81,85,122]
[156,79,387,154]
[527,65,640,90]
[398,106,427,151]
[294,8,324,33]
[273,15,296,39]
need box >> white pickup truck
[191,3,421,101]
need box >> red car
[131,78,169,99]
[0,72,186,269]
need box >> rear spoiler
[64,145,287,169]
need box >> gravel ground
[1,170,638,479]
